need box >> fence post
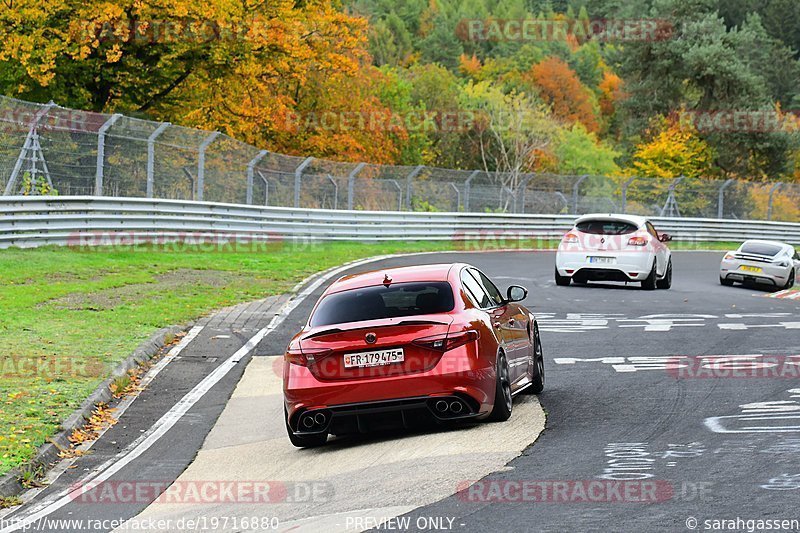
[449,182,461,211]
[571,175,589,214]
[503,186,516,212]
[660,175,684,217]
[517,175,534,214]
[326,174,339,210]
[386,179,403,211]
[256,171,270,206]
[347,162,366,210]
[717,178,734,219]
[294,157,314,208]
[464,170,480,212]
[196,131,220,201]
[405,165,424,211]
[146,122,170,198]
[246,150,269,205]
[767,182,783,221]
[621,176,636,214]
[95,113,122,196]
[4,102,54,196]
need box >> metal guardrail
[2,197,799,250]
[2,95,799,221]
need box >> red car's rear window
[310,282,455,327]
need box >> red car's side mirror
[506,285,528,302]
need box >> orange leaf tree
[528,57,599,133]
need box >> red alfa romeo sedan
[283,263,544,447]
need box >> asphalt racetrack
[2,250,799,533]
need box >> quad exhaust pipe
[430,398,469,417]
[299,410,330,431]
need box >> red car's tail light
[285,347,331,366]
[628,236,648,246]
[413,330,480,352]
[562,233,579,243]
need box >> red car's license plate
[344,348,405,368]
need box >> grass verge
[0,239,731,476]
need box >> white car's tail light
[723,253,735,261]
[628,236,647,246]
[563,233,578,244]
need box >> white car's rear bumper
[556,250,656,281]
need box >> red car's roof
[328,263,458,293]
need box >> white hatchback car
[719,240,799,289]
[555,214,673,290]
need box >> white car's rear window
[740,243,783,257]
[576,220,638,235]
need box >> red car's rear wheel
[488,353,512,421]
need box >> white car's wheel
[555,267,571,286]
[641,262,658,290]
[656,258,672,289]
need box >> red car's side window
[461,269,491,308]
[470,269,504,307]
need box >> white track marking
[0,254,418,533]
[538,313,800,332]
[0,326,204,516]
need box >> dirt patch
[45,269,258,311]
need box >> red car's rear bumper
[283,347,496,434]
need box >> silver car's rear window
[310,282,455,327]
[576,220,638,235]
[740,243,782,257]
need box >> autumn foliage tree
[0,0,368,113]
[629,116,715,179]
[598,71,624,118]
[529,57,599,133]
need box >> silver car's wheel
[784,270,796,290]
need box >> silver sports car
[719,240,799,289]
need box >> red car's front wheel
[525,324,545,394]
